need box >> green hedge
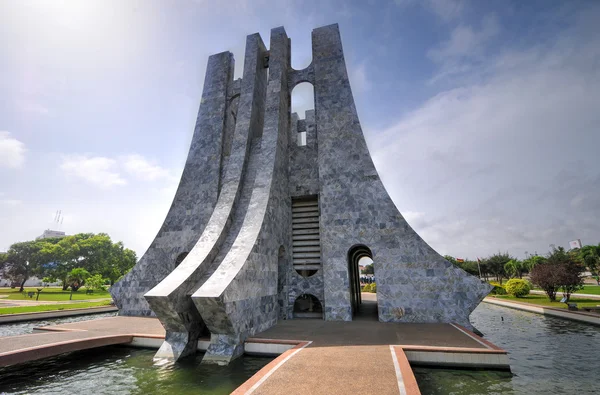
[488,281,507,295]
[504,279,531,298]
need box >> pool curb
[484,298,600,326]
[0,306,118,324]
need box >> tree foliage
[67,268,90,291]
[85,274,107,292]
[445,255,481,277]
[504,259,525,279]
[361,264,374,275]
[484,253,513,284]
[504,279,531,297]
[530,247,584,302]
[0,233,136,291]
[0,240,48,291]
[579,244,600,284]
[523,255,546,272]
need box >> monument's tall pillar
[144,33,268,361]
[313,24,489,325]
[190,26,291,365]
[110,51,234,317]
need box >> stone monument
[110,23,491,365]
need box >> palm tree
[579,244,600,285]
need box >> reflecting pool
[0,346,271,395]
[414,303,600,395]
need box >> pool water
[414,303,600,394]
[0,346,272,395]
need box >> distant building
[36,229,67,240]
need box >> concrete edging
[484,298,600,326]
[0,306,118,324]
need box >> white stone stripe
[245,341,312,395]
[390,345,407,395]
[449,323,492,350]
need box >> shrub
[363,283,372,292]
[370,283,376,293]
[504,279,531,297]
[85,274,107,292]
[488,281,506,295]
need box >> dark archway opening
[293,294,323,319]
[347,245,377,320]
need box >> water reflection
[414,303,600,395]
[0,346,271,395]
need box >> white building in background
[36,229,67,240]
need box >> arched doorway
[293,294,323,319]
[347,245,375,318]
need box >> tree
[0,240,47,292]
[579,244,600,285]
[445,255,480,277]
[530,247,584,302]
[85,274,107,292]
[523,255,545,272]
[66,268,91,291]
[36,233,137,289]
[485,253,513,284]
[361,264,374,275]
[530,263,561,301]
[504,259,524,278]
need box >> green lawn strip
[492,294,600,309]
[0,300,113,315]
[531,285,600,295]
[0,287,111,301]
[576,285,600,295]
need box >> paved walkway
[243,294,486,395]
[0,316,164,367]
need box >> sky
[1,0,599,260]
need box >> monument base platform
[0,296,509,394]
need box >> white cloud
[60,155,127,189]
[0,199,22,206]
[0,132,26,169]
[394,0,465,22]
[428,15,499,62]
[371,7,600,258]
[122,154,171,181]
[15,99,50,116]
[59,153,174,188]
[427,14,500,83]
[426,0,464,21]
[349,62,371,93]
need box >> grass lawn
[0,287,111,301]
[532,285,600,295]
[0,300,113,315]
[576,285,600,295]
[491,294,600,309]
